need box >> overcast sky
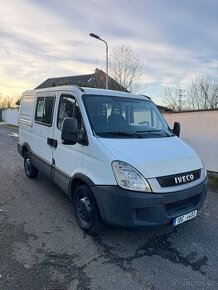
[0,0,218,103]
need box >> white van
[18,86,207,233]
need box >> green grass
[0,122,18,131]
[208,175,218,191]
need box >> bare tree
[0,94,18,108]
[187,75,218,110]
[162,86,186,111]
[0,95,11,108]
[109,44,143,93]
[162,74,218,111]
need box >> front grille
[157,169,201,187]
[164,194,201,212]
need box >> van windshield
[83,95,173,138]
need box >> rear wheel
[73,185,104,233]
[24,152,39,178]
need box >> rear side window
[35,96,55,126]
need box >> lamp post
[89,33,108,89]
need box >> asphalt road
[0,124,218,290]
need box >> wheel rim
[25,158,31,175]
[77,196,92,226]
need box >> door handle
[47,138,58,148]
[53,139,58,148]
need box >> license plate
[173,210,197,226]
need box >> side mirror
[172,122,181,137]
[61,117,84,145]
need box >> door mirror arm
[61,117,86,145]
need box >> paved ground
[0,124,218,290]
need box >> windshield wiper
[136,129,171,137]
[97,130,144,138]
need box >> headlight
[112,161,151,192]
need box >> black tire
[24,152,39,178]
[73,185,104,234]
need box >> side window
[57,95,82,130]
[35,96,55,126]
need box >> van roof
[23,85,151,101]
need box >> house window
[35,96,55,126]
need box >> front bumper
[91,178,207,229]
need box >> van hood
[98,136,203,178]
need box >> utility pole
[177,88,185,111]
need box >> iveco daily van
[18,86,207,233]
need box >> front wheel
[73,185,104,233]
[24,152,39,178]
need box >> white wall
[163,110,218,173]
[2,108,19,126]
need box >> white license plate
[173,210,197,226]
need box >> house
[35,69,128,92]
[35,69,172,113]
[19,69,173,114]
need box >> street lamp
[89,33,108,89]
